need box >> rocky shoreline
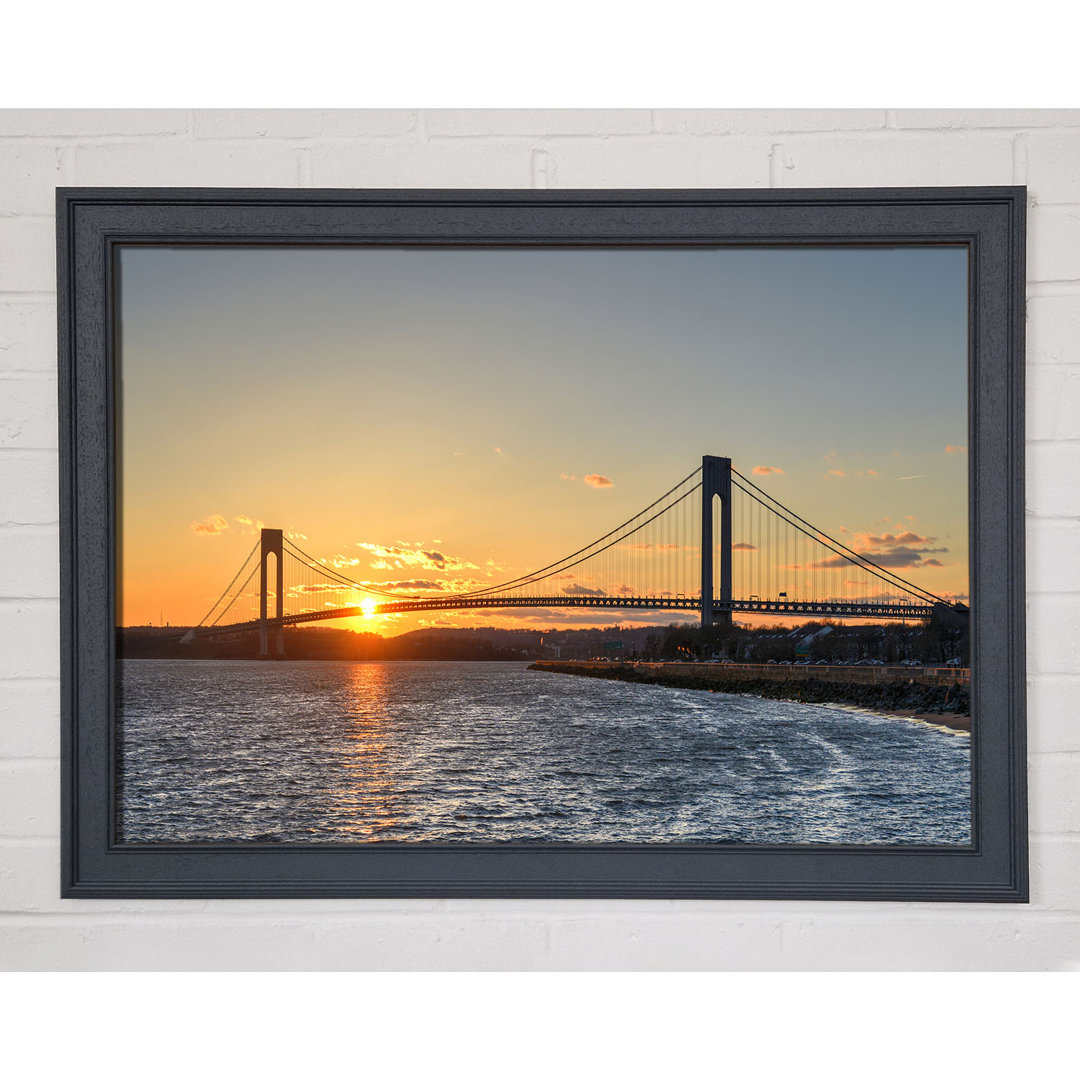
[529,661,971,732]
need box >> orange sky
[117,245,969,634]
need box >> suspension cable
[208,561,260,627]
[195,538,260,627]
[731,470,946,604]
[281,542,422,599]
[284,467,703,601]
[452,482,703,597]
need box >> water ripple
[117,660,971,845]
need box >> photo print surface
[115,244,972,845]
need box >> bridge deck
[188,594,945,640]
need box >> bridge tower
[700,455,732,627]
[259,528,285,658]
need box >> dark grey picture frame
[58,186,1027,900]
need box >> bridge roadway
[188,594,940,640]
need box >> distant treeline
[118,610,967,666]
[118,626,543,662]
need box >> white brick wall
[1,109,1077,970]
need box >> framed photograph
[59,186,1027,899]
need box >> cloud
[563,472,615,489]
[790,527,953,573]
[493,446,504,455]
[626,542,684,552]
[357,541,478,572]
[827,469,846,477]
[856,547,947,568]
[732,542,757,551]
[369,579,447,592]
[325,555,362,569]
[752,465,784,476]
[945,445,967,454]
[233,514,266,536]
[190,514,228,537]
[379,575,494,594]
[854,530,934,548]
[896,475,926,481]
[562,583,607,596]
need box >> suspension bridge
[181,455,967,656]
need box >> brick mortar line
[190,131,422,143]
[66,135,420,149]
[1,123,1078,142]
[0,136,191,147]
[0,910,1075,925]
[1028,281,1080,292]
[418,129,1040,146]
[647,128,1029,140]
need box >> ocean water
[116,659,972,845]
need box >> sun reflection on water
[322,664,400,838]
